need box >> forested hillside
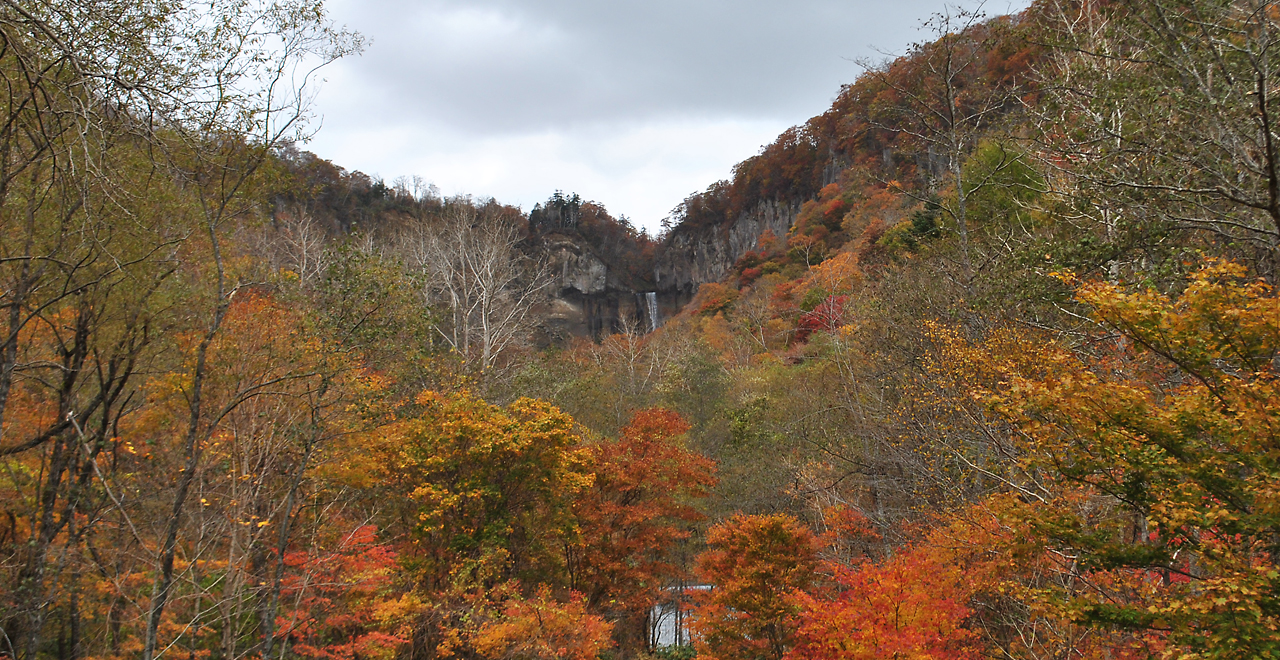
[3,1,1280,660]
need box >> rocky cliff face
[652,198,800,301]
[533,198,799,344]
[536,234,649,344]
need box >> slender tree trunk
[259,430,321,658]
[951,153,972,280]
[0,268,29,440]
[16,308,92,660]
[142,309,224,660]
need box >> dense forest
[2,1,1280,660]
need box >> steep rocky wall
[652,198,800,299]
[533,198,800,344]
[545,235,608,295]
[536,234,648,343]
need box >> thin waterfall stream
[645,291,661,332]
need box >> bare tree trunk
[258,417,324,659]
[409,204,551,386]
[142,309,223,660]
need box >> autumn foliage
[570,409,717,647]
[789,545,981,660]
[988,261,1280,658]
[8,3,1280,660]
[692,514,819,660]
[281,525,409,660]
[354,396,715,658]
[473,587,614,660]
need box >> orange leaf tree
[472,585,613,660]
[789,543,981,660]
[567,408,716,651]
[280,525,409,660]
[692,513,819,660]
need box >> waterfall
[646,291,661,332]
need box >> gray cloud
[323,0,1026,133]
[306,0,1031,231]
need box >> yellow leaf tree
[378,391,595,657]
[989,261,1280,659]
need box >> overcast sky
[305,0,1029,233]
